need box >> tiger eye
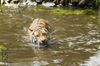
[35,35,39,37]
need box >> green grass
[0,45,7,52]
[31,7,97,15]
[32,6,46,13]
[0,45,7,61]
[50,8,97,15]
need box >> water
[0,7,100,66]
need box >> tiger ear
[46,23,52,32]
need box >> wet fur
[28,18,50,47]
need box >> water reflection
[81,51,100,66]
[8,60,49,66]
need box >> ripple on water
[33,60,49,66]
[53,59,63,64]
[88,30,100,36]
[8,60,49,66]
[80,51,100,66]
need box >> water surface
[0,7,100,66]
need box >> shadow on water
[0,7,100,66]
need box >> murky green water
[0,7,100,66]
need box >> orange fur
[28,18,50,46]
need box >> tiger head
[32,28,49,46]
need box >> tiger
[28,18,50,47]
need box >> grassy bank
[32,6,98,15]
[50,8,97,15]
[0,4,98,16]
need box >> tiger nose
[42,40,47,44]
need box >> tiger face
[28,18,50,46]
[32,28,48,45]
